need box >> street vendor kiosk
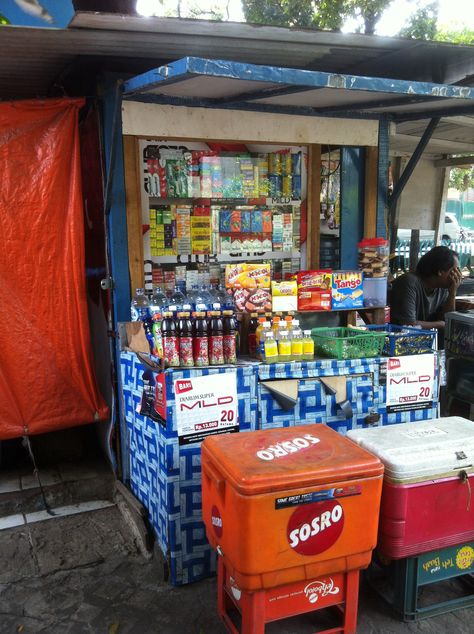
[110,56,474,585]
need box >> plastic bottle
[209,311,225,365]
[278,330,292,362]
[263,331,279,364]
[193,312,209,367]
[178,312,194,367]
[152,313,163,358]
[303,330,315,361]
[131,288,149,321]
[186,285,199,311]
[223,310,238,364]
[290,320,304,361]
[271,316,281,340]
[255,317,267,358]
[247,313,259,357]
[168,286,185,314]
[284,314,294,334]
[195,285,212,313]
[216,284,229,311]
[161,312,180,367]
[149,286,167,315]
[258,321,271,360]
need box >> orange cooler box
[202,425,384,591]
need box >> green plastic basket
[311,327,386,360]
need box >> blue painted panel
[123,56,474,102]
[377,118,390,239]
[340,147,364,269]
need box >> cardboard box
[297,270,332,311]
[225,263,271,289]
[332,271,364,309]
[271,280,298,312]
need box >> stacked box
[257,155,269,197]
[120,352,258,585]
[239,155,256,198]
[283,212,293,251]
[175,206,191,255]
[191,207,211,254]
[272,213,283,250]
[150,206,177,256]
[210,156,223,198]
[164,270,176,294]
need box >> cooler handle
[206,460,226,500]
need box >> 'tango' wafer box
[332,271,364,309]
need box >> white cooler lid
[347,417,474,482]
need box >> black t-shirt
[389,272,448,325]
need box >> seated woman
[390,246,462,330]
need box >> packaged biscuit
[233,287,272,313]
[225,263,271,289]
[358,238,389,278]
[332,271,364,309]
[271,280,298,312]
[297,270,332,311]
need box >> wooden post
[364,146,378,238]
[307,144,321,268]
[123,135,144,293]
[409,229,420,272]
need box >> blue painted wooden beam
[389,117,440,210]
[123,56,474,103]
[377,118,390,239]
[340,148,365,268]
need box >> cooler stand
[366,543,474,621]
[217,556,360,634]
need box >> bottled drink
[152,313,163,358]
[263,331,279,364]
[223,310,237,364]
[284,314,294,334]
[187,285,199,311]
[208,285,221,311]
[209,311,225,365]
[161,312,180,367]
[255,317,267,359]
[271,316,281,340]
[131,288,149,321]
[247,313,259,357]
[258,321,271,360]
[178,312,194,367]
[168,286,185,314]
[216,284,229,311]
[303,330,315,361]
[149,286,167,315]
[193,312,209,367]
[290,320,303,361]
[195,285,212,313]
[278,330,292,362]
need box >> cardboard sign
[386,354,436,413]
[174,372,238,445]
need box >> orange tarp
[0,98,109,439]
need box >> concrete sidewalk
[0,506,472,634]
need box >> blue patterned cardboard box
[119,351,257,585]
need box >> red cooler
[202,424,384,591]
[347,417,474,559]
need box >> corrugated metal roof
[1,14,474,102]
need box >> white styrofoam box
[347,417,474,483]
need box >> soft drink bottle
[303,330,315,360]
[290,320,304,361]
[168,286,185,314]
[178,312,194,367]
[247,313,259,357]
[223,310,237,364]
[152,313,163,357]
[209,311,224,366]
[130,288,149,321]
[161,312,180,367]
[263,331,279,364]
[278,330,292,362]
[193,312,209,367]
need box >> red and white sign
[287,500,344,556]
[174,372,238,444]
[211,505,223,538]
[386,354,436,413]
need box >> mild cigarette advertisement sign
[386,355,436,413]
[174,372,238,445]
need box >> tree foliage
[241,0,393,34]
[0,12,9,25]
[449,167,474,192]
[399,1,438,40]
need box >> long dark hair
[416,246,458,277]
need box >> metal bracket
[101,276,115,290]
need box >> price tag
[174,372,238,444]
[386,355,436,413]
